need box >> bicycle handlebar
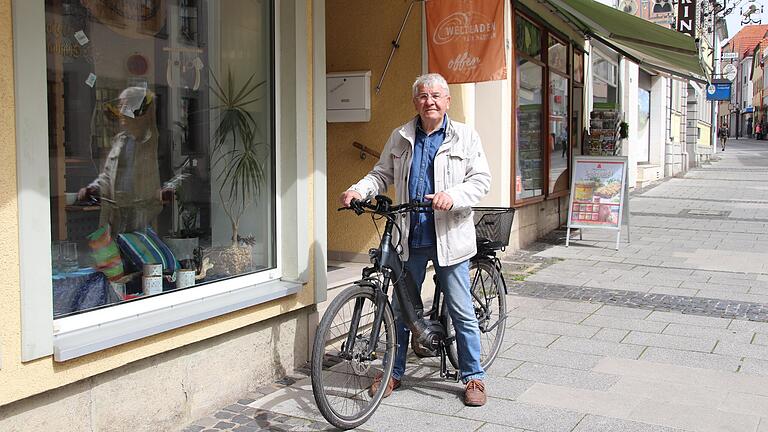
[337,195,433,216]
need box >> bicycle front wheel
[311,283,396,430]
[446,259,507,371]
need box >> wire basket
[472,207,516,248]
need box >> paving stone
[740,357,768,376]
[508,362,619,391]
[474,423,525,432]
[480,375,536,400]
[582,314,668,333]
[511,318,600,338]
[595,305,653,319]
[645,311,732,328]
[517,383,636,419]
[193,417,220,428]
[550,336,646,359]
[500,329,561,348]
[639,347,742,372]
[572,414,687,432]
[224,404,248,413]
[729,320,768,334]
[754,333,768,346]
[365,402,482,432]
[456,397,584,432]
[592,327,630,342]
[715,341,768,361]
[380,380,465,416]
[628,398,762,432]
[623,331,716,352]
[508,307,591,324]
[484,357,524,376]
[500,344,603,370]
[719,391,768,417]
[608,376,725,409]
[182,426,205,432]
[214,421,237,429]
[215,411,237,419]
[546,300,603,314]
[662,323,755,344]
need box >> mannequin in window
[78,87,163,234]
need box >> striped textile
[87,225,125,281]
[117,227,179,273]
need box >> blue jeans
[391,245,485,384]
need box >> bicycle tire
[311,283,396,430]
[445,259,507,372]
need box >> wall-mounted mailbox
[327,70,371,123]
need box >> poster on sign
[425,0,506,84]
[566,156,629,249]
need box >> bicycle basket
[472,207,515,248]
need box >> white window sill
[52,278,303,362]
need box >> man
[339,73,492,406]
[719,122,728,151]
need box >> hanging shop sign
[706,80,732,101]
[425,0,506,84]
[676,0,696,37]
[566,156,630,250]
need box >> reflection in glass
[515,15,541,60]
[548,36,567,74]
[516,57,543,200]
[46,0,275,317]
[573,51,584,83]
[549,73,569,194]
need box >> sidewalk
[185,139,768,432]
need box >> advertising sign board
[566,156,629,249]
[706,81,732,101]
[425,0,506,84]
[676,0,696,36]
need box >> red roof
[723,25,768,59]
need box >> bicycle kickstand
[439,342,460,382]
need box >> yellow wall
[0,0,317,406]
[671,112,682,143]
[698,122,711,147]
[326,0,423,257]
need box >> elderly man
[340,73,491,406]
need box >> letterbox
[327,71,371,122]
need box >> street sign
[721,52,738,60]
[706,81,732,101]
[723,64,737,81]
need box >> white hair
[412,73,450,97]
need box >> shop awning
[545,0,708,82]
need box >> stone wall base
[508,196,568,250]
[0,307,312,432]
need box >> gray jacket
[349,116,491,266]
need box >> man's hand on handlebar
[339,190,362,208]
[425,192,453,211]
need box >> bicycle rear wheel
[311,283,396,430]
[446,259,507,371]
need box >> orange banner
[426,0,506,84]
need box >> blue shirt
[408,116,446,248]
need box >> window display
[46,0,276,317]
[548,36,567,75]
[515,57,544,200]
[549,72,569,193]
[516,16,541,60]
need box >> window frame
[511,8,577,206]
[14,0,318,362]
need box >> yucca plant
[210,68,268,245]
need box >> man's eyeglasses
[415,92,445,102]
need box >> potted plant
[164,187,201,267]
[206,68,267,275]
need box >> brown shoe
[368,372,401,398]
[464,379,487,406]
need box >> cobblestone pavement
[185,140,768,432]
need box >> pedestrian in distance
[339,73,492,406]
[719,122,728,151]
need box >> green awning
[546,0,708,82]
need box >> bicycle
[311,195,514,429]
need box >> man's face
[413,84,450,125]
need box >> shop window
[593,52,618,109]
[573,51,584,83]
[548,36,567,75]
[549,72,569,194]
[45,0,276,317]
[515,56,544,200]
[515,16,541,60]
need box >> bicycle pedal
[443,369,459,381]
